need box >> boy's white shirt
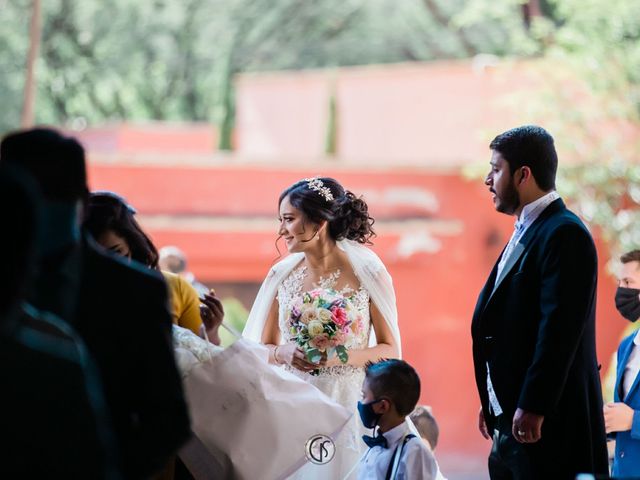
[356,421,445,480]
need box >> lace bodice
[277,265,371,352]
[276,265,372,474]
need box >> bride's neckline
[294,264,364,295]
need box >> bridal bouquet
[287,288,363,366]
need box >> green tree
[458,0,640,263]
[1,0,523,136]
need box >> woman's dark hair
[279,177,375,244]
[84,191,159,269]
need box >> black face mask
[615,287,640,322]
[357,399,383,429]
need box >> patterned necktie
[362,433,387,449]
[497,220,526,281]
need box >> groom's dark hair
[489,125,558,191]
[364,359,421,416]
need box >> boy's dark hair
[364,359,421,416]
[489,125,558,191]
[620,250,640,265]
[409,405,439,450]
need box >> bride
[243,177,402,479]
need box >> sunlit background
[3,1,640,477]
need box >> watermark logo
[305,434,335,465]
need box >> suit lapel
[618,336,640,401]
[491,243,525,296]
[472,250,502,327]
[483,198,566,310]
[615,339,635,402]
[626,367,640,401]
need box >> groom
[471,125,608,479]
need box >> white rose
[318,308,333,324]
[300,308,318,325]
[307,320,325,337]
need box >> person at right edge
[605,249,640,478]
[471,125,608,479]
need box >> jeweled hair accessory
[304,177,334,202]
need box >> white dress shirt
[357,421,439,480]
[623,330,640,399]
[487,191,561,416]
[495,191,561,283]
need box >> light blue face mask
[35,200,81,257]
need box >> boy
[410,405,439,451]
[357,359,440,480]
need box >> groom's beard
[496,179,521,215]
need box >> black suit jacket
[73,237,190,479]
[471,199,608,477]
[0,309,120,480]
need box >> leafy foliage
[458,0,640,262]
[2,0,521,136]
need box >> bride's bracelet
[273,345,284,365]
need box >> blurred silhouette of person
[0,165,120,479]
[0,128,190,479]
[85,191,223,343]
[85,191,226,480]
[409,405,439,451]
[159,246,209,297]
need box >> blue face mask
[357,399,384,428]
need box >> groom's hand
[512,408,544,444]
[478,407,491,440]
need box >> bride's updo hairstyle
[279,177,375,244]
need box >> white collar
[516,191,560,230]
[633,329,640,346]
[380,420,411,448]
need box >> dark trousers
[488,415,541,480]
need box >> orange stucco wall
[87,160,623,464]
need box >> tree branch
[422,0,477,57]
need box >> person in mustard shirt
[83,191,223,344]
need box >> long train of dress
[173,326,352,480]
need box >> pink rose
[331,307,348,327]
[310,334,330,351]
[329,331,346,347]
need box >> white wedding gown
[278,265,371,480]
[173,325,353,480]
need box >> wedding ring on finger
[517,430,525,436]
